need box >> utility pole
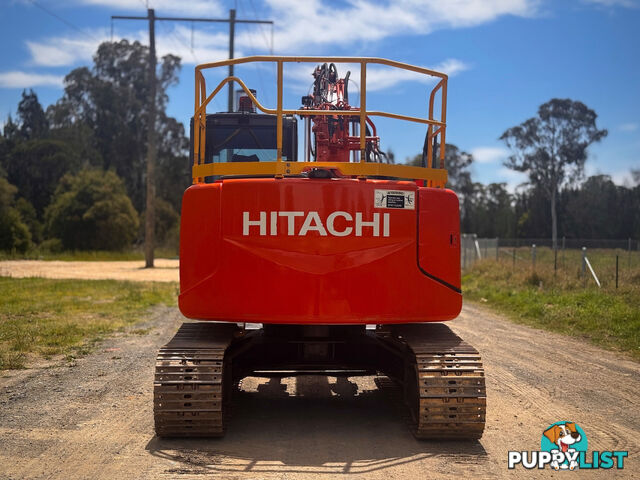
[145,8,157,269]
[112,9,273,268]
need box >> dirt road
[1,303,638,479]
[0,259,179,282]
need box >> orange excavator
[154,57,486,439]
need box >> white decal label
[374,189,415,210]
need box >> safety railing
[193,56,449,186]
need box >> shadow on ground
[146,376,487,476]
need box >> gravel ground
[0,303,638,479]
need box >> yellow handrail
[193,56,449,186]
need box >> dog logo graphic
[541,422,588,470]
[509,421,627,470]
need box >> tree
[500,99,607,249]
[406,143,473,192]
[45,169,139,251]
[48,40,188,213]
[4,139,82,216]
[562,175,637,239]
[17,89,49,140]
[139,197,179,247]
[0,177,31,253]
[459,182,515,237]
[15,197,43,244]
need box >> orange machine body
[179,177,461,324]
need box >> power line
[238,1,270,106]
[248,0,274,53]
[156,20,224,112]
[158,19,199,63]
[28,0,99,41]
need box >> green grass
[0,247,178,261]
[463,254,640,360]
[0,277,178,370]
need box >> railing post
[440,78,447,169]
[512,247,516,270]
[616,255,619,289]
[276,60,283,163]
[496,238,499,261]
[359,61,366,163]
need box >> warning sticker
[374,189,415,210]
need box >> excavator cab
[155,57,486,440]
[189,111,297,166]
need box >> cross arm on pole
[112,15,273,25]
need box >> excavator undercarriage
[154,323,486,439]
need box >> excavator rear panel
[179,178,461,324]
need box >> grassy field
[0,277,177,370]
[0,248,178,262]
[463,248,640,359]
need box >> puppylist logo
[508,421,628,471]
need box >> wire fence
[461,235,640,289]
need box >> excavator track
[154,323,237,438]
[379,323,486,440]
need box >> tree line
[0,40,189,253]
[409,151,640,241]
[410,98,638,242]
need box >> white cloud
[471,146,508,163]
[584,163,638,187]
[21,0,532,80]
[609,170,634,186]
[0,71,64,88]
[149,24,232,65]
[497,166,528,192]
[26,31,105,67]
[286,58,469,94]
[25,25,232,68]
[75,0,224,16]
[366,59,469,91]
[256,0,539,52]
[619,122,638,132]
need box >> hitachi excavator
[153,57,486,439]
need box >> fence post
[582,247,587,287]
[512,248,516,270]
[554,248,558,277]
[463,234,467,270]
[616,255,619,289]
[532,244,536,271]
[496,238,499,261]
[629,237,632,269]
[562,236,565,269]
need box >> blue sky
[1,0,638,190]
